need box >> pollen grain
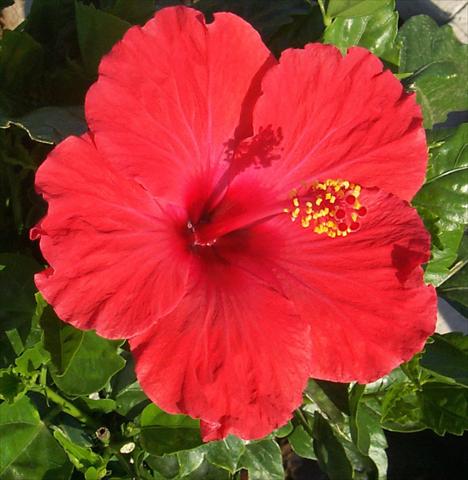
[286,179,367,238]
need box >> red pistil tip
[286,179,366,238]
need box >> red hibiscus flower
[32,6,437,440]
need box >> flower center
[284,179,367,238]
[186,219,218,248]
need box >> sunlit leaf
[41,306,125,395]
[289,425,317,460]
[238,439,284,480]
[205,435,245,473]
[140,404,203,456]
[420,383,468,436]
[399,16,468,128]
[438,234,468,308]
[0,396,73,479]
[177,449,206,477]
[326,0,393,18]
[324,0,399,64]
[381,381,425,432]
[414,124,468,286]
[0,106,86,144]
[53,427,107,476]
[421,333,468,387]
[312,412,353,480]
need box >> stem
[317,0,332,26]
[32,384,98,428]
[295,409,314,437]
[439,258,468,284]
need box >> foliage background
[0,1,467,479]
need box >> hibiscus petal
[253,44,427,201]
[85,6,275,206]
[261,187,436,383]
[34,134,191,339]
[129,259,311,440]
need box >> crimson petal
[130,260,311,440]
[34,134,191,339]
[262,188,437,383]
[85,6,275,207]
[253,44,427,201]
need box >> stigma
[284,179,367,238]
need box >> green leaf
[382,354,468,436]
[78,397,117,414]
[0,30,44,113]
[196,0,312,43]
[146,454,180,479]
[40,305,83,375]
[0,106,87,144]
[0,253,41,330]
[349,383,368,453]
[349,386,388,478]
[399,16,468,128]
[20,0,90,104]
[314,380,350,415]
[381,381,425,432]
[115,381,149,417]
[75,1,131,75]
[438,234,468,307]
[312,412,353,480]
[0,396,73,480]
[41,307,125,395]
[414,124,468,285]
[111,353,149,417]
[274,421,293,438]
[14,343,50,376]
[139,404,203,456]
[51,331,125,396]
[205,435,246,473]
[424,226,464,287]
[359,406,388,479]
[326,0,392,18]
[0,370,26,403]
[238,439,284,480]
[421,333,468,387]
[288,425,316,460]
[426,126,468,183]
[147,452,231,480]
[24,0,78,55]
[177,449,205,477]
[110,0,156,24]
[53,427,107,475]
[266,2,325,55]
[182,459,230,480]
[323,0,399,64]
[305,379,347,422]
[420,383,468,435]
[417,125,468,227]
